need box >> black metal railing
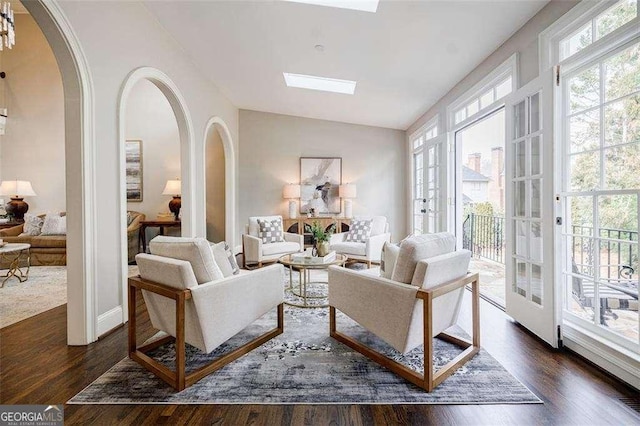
[571,225,638,279]
[462,213,505,264]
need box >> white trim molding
[27,0,98,345]
[97,306,124,337]
[202,116,237,248]
[117,66,196,326]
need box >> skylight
[283,73,357,95]
[284,0,379,13]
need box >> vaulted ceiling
[144,1,548,130]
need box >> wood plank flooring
[1,290,638,425]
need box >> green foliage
[310,221,335,242]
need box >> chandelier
[0,2,15,51]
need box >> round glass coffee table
[0,243,31,287]
[279,253,348,308]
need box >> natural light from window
[283,73,357,95]
[283,0,379,13]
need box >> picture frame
[125,139,143,202]
[300,157,342,214]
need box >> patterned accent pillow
[210,241,241,277]
[257,218,284,244]
[40,214,67,236]
[23,214,44,236]
[345,219,372,243]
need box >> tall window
[411,120,441,235]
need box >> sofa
[0,213,67,266]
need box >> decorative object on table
[300,157,341,214]
[292,250,336,264]
[330,216,390,268]
[162,179,182,220]
[282,183,301,219]
[310,220,335,257]
[339,183,357,219]
[156,212,174,221]
[242,215,304,268]
[0,180,37,222]
[125,140,143,202]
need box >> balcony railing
[462,213,505,264]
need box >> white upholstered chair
[328,232,479,392]
[330,216,391,267]
[129,236,284,391]
[242,215,304,268]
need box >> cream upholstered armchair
[328,232,479,392]
[242,215,304,268]
[129,236,284,391]
[330,216,391,267]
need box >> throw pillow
[380,242,400,280]
[126,212,136,226]
[345,219,372,243]
[40,214,67,236]
[391,233,456,285]
[210,241,240,277]
[23,214,44,236]
[257,218,284,244]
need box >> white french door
[505,73,558,347]
[412,134,446,235]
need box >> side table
[0,243,31,287]
[139,220,181,253]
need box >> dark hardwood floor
[1,290,638,425]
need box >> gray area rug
[70,269,541,404]
[0,266,67,328]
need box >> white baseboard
[563,324,640,390]
[97,305,124,337]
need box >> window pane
[414,200,423,214]
[530,93,541,134]
[414,215,423,235]
[604,43,640,101]
[531,264,543,305]
[569,273,596,322]
[596,0,638,40]
[480,89,494,109]
[455,108,466,124]
[515,180,526,217]
[514,100,526,139]
[515,220,528,257]
[603,144,640,189]
[515,260,527,297]
[569,195,594,231]
[467,99,479,117]
[598,194,638,237]
[570,109,600,153]
[531,136,542,175]
[515,139,526,177]
[531,179,542,218]
[569,236,596,277]
[570,65,600,114]
[531,222,543,263]
[570,151,600,191]
[605,95,640,147]
[560,22,593,61]
[495,76,512,100]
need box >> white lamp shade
[0,180,37,197]
[283,184,301,199]
[339,183,357,199]
[162,179,182,195]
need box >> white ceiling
[144,0,548,130]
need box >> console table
[139,220,181,253]
[283,217,351,247]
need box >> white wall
[0,14,65,215]
[239,110,407,241]
[206,127,225,243]
[407,0,578,135]
[125,80,180,220]
[57,1,239,318]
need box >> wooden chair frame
[330,272,480,392]
[128,276,284,391]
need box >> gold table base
[0,247,30,287]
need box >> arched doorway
[203,117,236,248]
[24,1,97,345]
[118,67,195,322]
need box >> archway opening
[205,126,225,242]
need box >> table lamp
[0,180,37,222]
[283,183,301,219]
[162,179,182,221]
[339,183,357,219]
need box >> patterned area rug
[70,268,541,405]
[0,266,67,328]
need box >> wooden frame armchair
[328,243,479,392]
[129,237,284,391]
